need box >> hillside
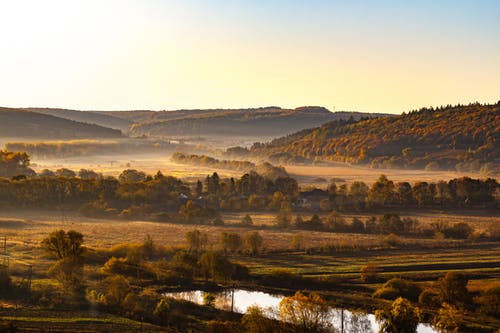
[25,107,132,131]
[126,106,390,137]
[0,108,123,139]
[252,103,500,173]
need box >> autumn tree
[41,230,85,292]
[245,232,263,255]
[241,214,253,226]
[438,272,470,308]
[375,297,421,333]
[185,229,207,253]
[220,232,242,254]
[279,291,333,333]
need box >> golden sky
[1,0,499,114]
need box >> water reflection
[164,289,436,333]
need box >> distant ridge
[0,105,391,140]
[122,106,391,137]
[0,108,123,139]
[24,107,132,131]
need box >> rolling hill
[124,106,390,137]
[25,107,132,131]
[251,102,500,173]
[0,108,123,139]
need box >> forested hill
[25,107,132,131]
[126,106,390,137]
[252,102,500,173]
[0,108,123,139]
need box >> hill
[251,102,500,173]
[0,108,123,139]
[125,106,390,137]
[25,107,132,131]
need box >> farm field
[1,209,498,287]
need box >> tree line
[0,168,498,228]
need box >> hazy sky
[1,0,499,114]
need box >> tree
[279,291,333,333]
[360,264,380,282]
[103,275,131,306]
[438,272,470,307]
[349,181,369,210]
[78,169,100,180]
[242,306,278,333]
[291,233,304,251]
[275,176,299,197]
[41,230,85,292]
[48,257,84,292]
[324,211,346,232]
[185,229,207,253]
[274,211,291,228]
[0,150,31,178]
[55,168,76,178]
[434,303,464,332]
[373,278,421,302]
[154,298,171,325]
[220,233,242,254]
[118,169,146,183]
[245,232,263,255]
[241,214,253,226]
[41,230,84,260]
[195,180,203,197]
[367,175,395,207]
[375,297,421,333]
[350,217,365,233]
[199,251,233,282]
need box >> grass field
[1,208,499,331]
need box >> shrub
[476,283,500,317]
[373,278,421,302]
[418,289,440,308]
[443,222,473,239]
[360,264,380,282]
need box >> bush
[443,222,473,239]
[373,278,421,302]
[360,264,380,282]
[418,289,440,308]
[476,283,500,317]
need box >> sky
[0,0,499,114]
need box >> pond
[164,289,437,333]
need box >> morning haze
[0,1,499,332]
